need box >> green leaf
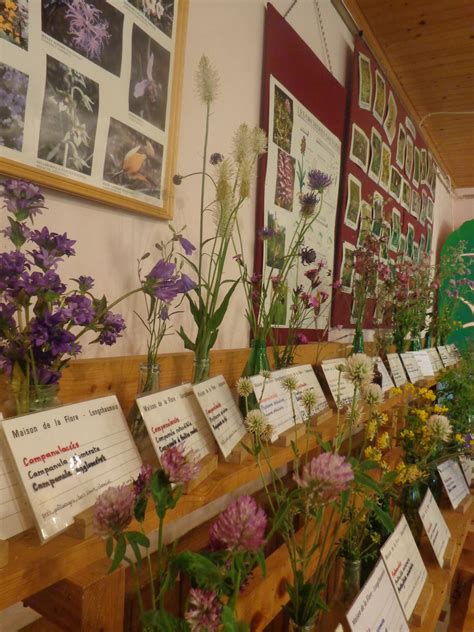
[126,530,150,548]
[171,551,222,588]
[209,279,239,331]
[127,538,142,569]
[134,494,148,523]
[108,533,126,573]
[221,606,249,632]
[177,325,196,352]
[141,610,187,632]
[354,471,383,496]
[371,503,395,533]
[105,535,113,559]
[186,293,203,325]
[7,218,27,248]
[359,459,382,472]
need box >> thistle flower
[209,495,267,552]
[245,409,273,442]
[236,377,253,398]
[301,389,317,416]
[185,588,222,632]
[427,414,452,442]
[341,354,374,388]
[93,484,135,537]
[294,453,354,504]
[300,246,317,265]
[299,191,319,217]
[363,383,384,407]
[307,169,332,192]
[281,375,298,392]
[195,55,219,104]
[161,444,200,485]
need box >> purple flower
[294,453,354,504]
[1,179,45,220]
[258,226,276,240]
[0,303,15,331]
[299,191,319,217]
[133,464,153,497]
[159,305,169,320]
[30,249,63,271]
[76,275,94,292]
[93,484,135,537]
[30,227,76,257]
[1,221,31,244]
[300,247,317,266]
[0,251,28,292]
[65,294,95,325]
[209,495,267,552]
[307,169,332,192]
[29,312,80,358]
[178,273,196,293]
[178,236,196,256]
[209,153,224,165]
[185,588,222,632]
[161,444,200,485]
[146,259,182,302]
[65,0,111,61]
[98,311,126,346]
[21,270,66,296]
[295,333,309,345]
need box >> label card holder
[2,395,142,542]
[418,488,451,567]
[250,372,296,442]
[400,352,424,383]
[437,459,470,510]
[376,357,395,392]
[386,353,408,387]
[412,350,435,377]
[426,348,443,373]
[321,359,355,409]
[274,364,330,420]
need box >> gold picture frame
[0,0,189,220]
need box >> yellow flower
[414,409,428,422]
[371,532,381,544]
[455,433,464,444]
[422,390,436,402]
[400,429,415,440]
[390,387,402,396]
[366,418,377,441]
[377,432,390,450]
[404,383,416,394]
[395,462,422,485]
[364,446,383,463]
[433,405,448,414]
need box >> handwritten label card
[400,353,424,383]
[418,488,451,567]
[376,357,395,392]
[192,376,245,459]
[459,456,473,486]
[2,396,142,541]
[0,413,33,540]
[449,344,461,362]
[437,346,451,367]
[437,459,470,509]
[250,373,295,440]
[274,364,329,419]
[426,348,444,373]
[386,353,408,387]
[321,359,355,409]
[412,350,435,377]
[347,558,409,632]
[137,384,216,462]
[381,515,427,620]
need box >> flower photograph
[274,148,295,211]
[265,212,286,269]
[129,24,171,131]
[0,0,28,50]
[0,62,28,151]
[103,117,164,199]
[37,56,99,175]
[41,0,124,76]
[272,84,293,153]
[127,0,175,38]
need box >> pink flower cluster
[161,443,201,484]
[209,495,267,552]
[294,453,354,504]
[185,588,222,632]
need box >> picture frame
[383,91,397,145]
[368,126,382,182]
[0,0,189,220]
[372,69,386,124]
[349,123,370,172]
[379,142,391,191]
[344,173,362,230]
[358,53,372,110]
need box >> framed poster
[0,0,189,219]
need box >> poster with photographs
[332,36,437,328]
[0,0,188,219]
[264,75,342,329]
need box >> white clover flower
[260,370,271,379]
[363,383,383,407]
[301,389,317,415]
[281,375,298,392]
[195,55,219,104]
[341,354,374,388]
[427,414,452,442]
[245,409,273,442]
[236,377,253,398]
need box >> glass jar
[4,382,61,417]
[192,356,210,384]
[239,338,270,415]
[288,619,316,631]
[400,481,423,543]
[342,557,362,604]
[129,362,160,440]
[352,328,365,354]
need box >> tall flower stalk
[175,56,266,382]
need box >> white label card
[321,359,355,409]
[426,348,444,373]
[437,459,470,509]
[381,515,427,620]
[0,412,33,539]
[418,488,451,567]
[412,350,435,377]
[386,354,408,387]
[377,357,395,392]
[137,384,216,461]
[347,558,409,632]
[250,373,295,440]
[192,376,246,459]
[437,346,451,367]
[459,456,473,486]
[273,364,329,419]
[2,396,142,542]
[400,353,424,383]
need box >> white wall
[0,0,457,358]
[452,188,474,230]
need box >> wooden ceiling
[342,0,474,189]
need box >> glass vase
[409,333,422,351]
[192,356,210,384]
[5,382,61,417]
[342,557,362,604]
[400,481,423,543]
[352,328,364,354]
[393,329,406,354]
[427,467,443,503]
[129,363,160,441]
[239,338,270,415]
[288,621,316,632]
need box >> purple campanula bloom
[178,273,196,293]
[65,294,95,325]
[29,311,79,357]
[159,305,169,321]
[0,303,15,330]
[178,236,196,256]
[1,179,45,220]
[307,169,332,192]
[20,270,66,296]
[30,248,63,271]
[76,275,95,292]
[30,227,76,257]
[98,311,126,346]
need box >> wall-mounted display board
[255,3,346,342]
[332,36,437,328]
[0,0,188,219]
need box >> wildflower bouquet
[94,445,268,631]
[174,56,266,383]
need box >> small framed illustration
[395,124,406,169]
[405,134,413,180]
[371,190,384,236]
[358,53,372,110]
[412,146,420,187]
[383,91,397,144]
[340,241,356,292]
[372,69,386,124]
[349,123,370,172]
[368,127,382,182]
[389,165,402,202]
[400,179,411,211]
[389,208,401,252]
[0,0,189,220]
[379,142,391,191]
[344,173,362,230]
